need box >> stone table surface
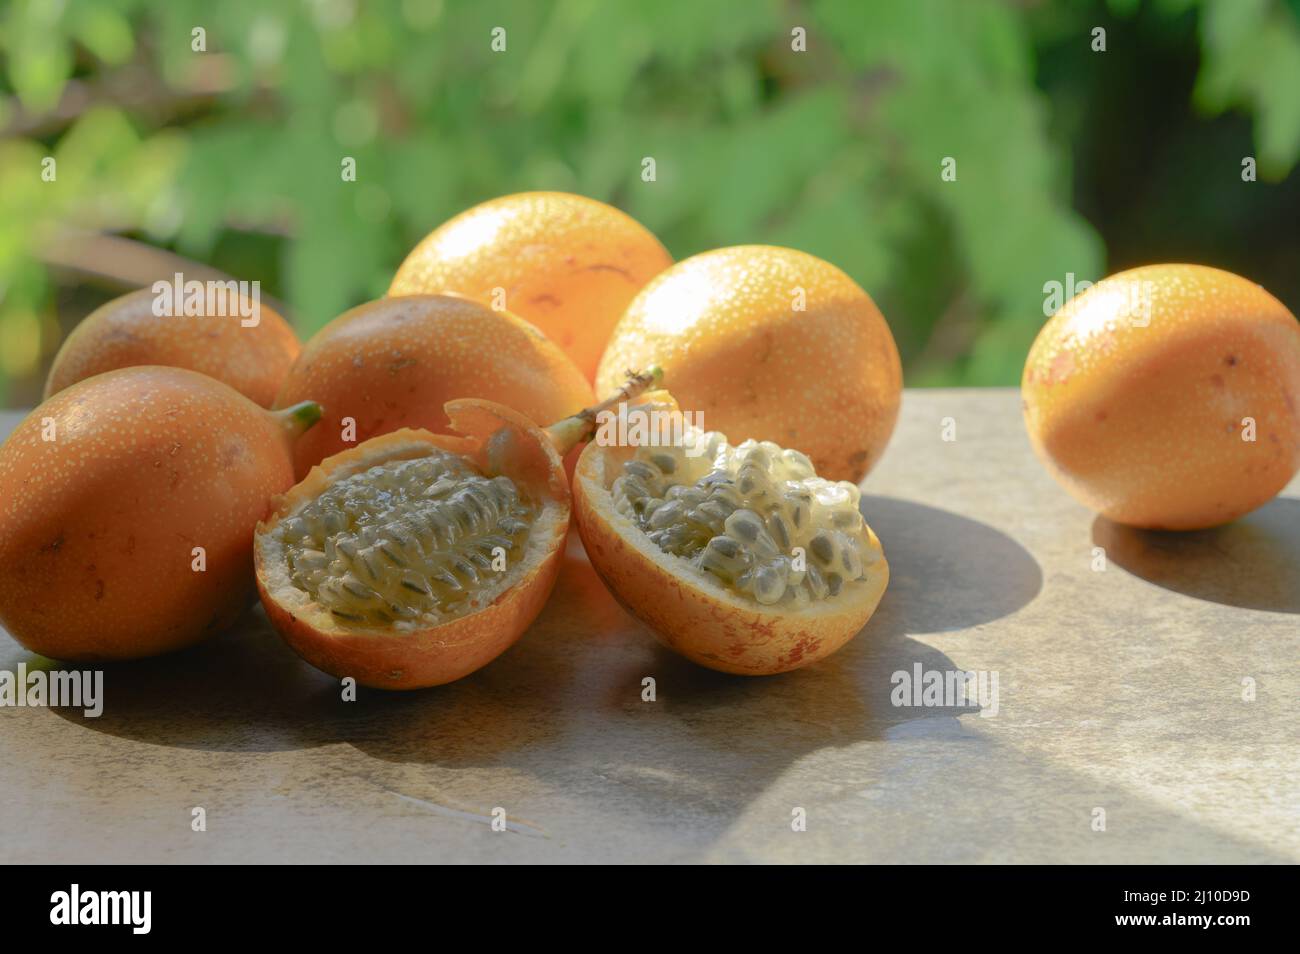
[1,389,1296,864]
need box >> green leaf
[68,2,135,65]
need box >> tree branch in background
[1,56,241,139]
[912,288,980,376]
[41,229,292,320]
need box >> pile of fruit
[1,192,1297,689]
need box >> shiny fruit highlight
[389,191,672,381]
[596,245,902,483]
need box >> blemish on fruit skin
[582,263,635,283]
[782,634,819,667]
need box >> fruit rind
[388,191,673,381]
[274,293,595,480]
[45,287,300,408]
[0,366,302,660]
[573,433,889,675]
[255,403,570,689]
[1022,263,1300,529]
[594,244,902,483]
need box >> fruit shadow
[1091,497,1300,613]
[42,498,1043,772]
[860,495,1044,635]
[30,501,1288,860]
[342,497,1044,780]
[33,607,353,752]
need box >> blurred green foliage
[1,0,1298,405]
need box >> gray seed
[453,558,480,585]
[649,453,677,474]
[624,460,660,483]
[293,549,327,573]
[752,563,786,605]
[400,575,433,597]
[767,512,792,550]
[341,575,377,602]
[358,549,382,581]
[666,485,706,506]
[725,509,764,543]
[842,543,863,579]
[431,567,463,592]
[649,500,686,530]
[809,531,835,567]
[708,535,741,559]
[805,564,829,600]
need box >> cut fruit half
[255,370,664,690]
[574,416,889,675]
[255,402,568,689]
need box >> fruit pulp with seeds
[271,448,536,625]
[611,429,879,605]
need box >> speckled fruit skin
[388,191,672,381]
[0,367,308,661]
[256,402,570,690]
[1023,264,1300,530]
[45,287,300,408]
[595,246,902,483]
[275,294,594,480]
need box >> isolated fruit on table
[388,191,673,381]
[0,367,321,661]
[1023,264,1300,530]
[45,286,300,408]
[275,294,594,480]
[256,370,663,690]
[596,245,902,484]
[574,408,889,675]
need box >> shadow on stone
[1092,497,1300,614]
[861,495,1044,635]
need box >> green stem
[272,400,323,441]
[546,366,664,456]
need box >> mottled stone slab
[1,390,1295,863]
